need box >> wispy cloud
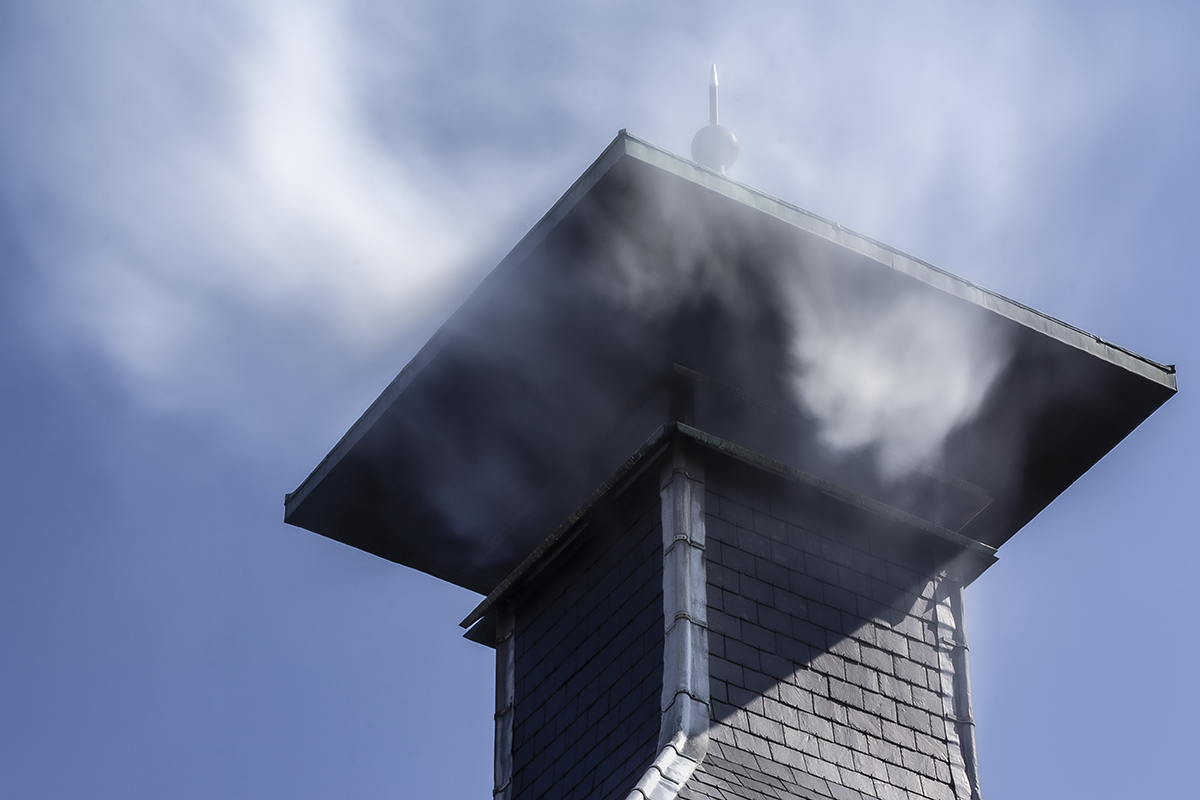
[1,1,1178,444]
[3,1,547,419]
[199,0,480,341]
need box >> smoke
[572,172,1010,483]
[580,176,776,323]
[785,269,1010,480]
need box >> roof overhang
[284,131,1176,596]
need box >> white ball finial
[691,64,739,173]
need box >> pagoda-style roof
[284,131,1176,596]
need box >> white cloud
[3,0,1177,442]
[202,0,478,342]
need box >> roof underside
[284,131,1175,596]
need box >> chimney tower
[285,132,1175,800]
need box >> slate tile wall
[681,457,963,800]
[510,476,665,800]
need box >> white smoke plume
[577,170,1012,483]
[785,271,1010,479]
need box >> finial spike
[709,64,719,126]
[692,64,738,174]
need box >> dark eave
[284,131,1176,596]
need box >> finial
[692,64,739,174]
[709,64,719,125]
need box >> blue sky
[1,2,1196,797]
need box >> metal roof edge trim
[284,132,639,518]
[620,133,1176,390]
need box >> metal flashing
[492,606,516,800]
[932,574,983,800]
[626,440,710,800]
